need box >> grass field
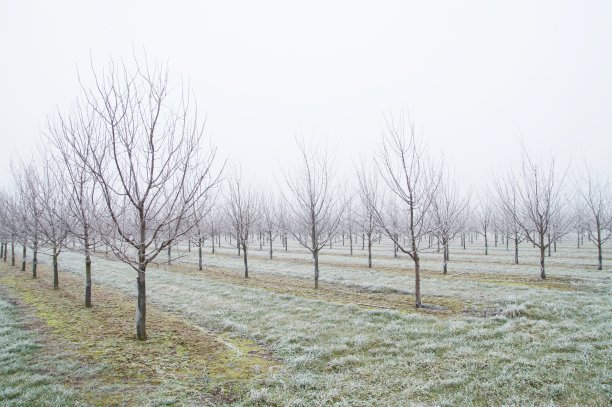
[0,236,610,406]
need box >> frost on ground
[0,294,75,406]
[36,236,612,406]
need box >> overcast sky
[1,0,610,188]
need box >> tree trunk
[313,250,319,289]
[198,238,203,271]
[349,232,353,256]
[0,242,3,260]
[540,246,546,279]
[367,235,372,268]
[136,269,146,341]
[484,231,488,255]
[514,233,519,265]
[394,234,398,258]
[85,254,92,307]
[32,241,37,279]
[269,230,273,259]
[21,244,26,271]
[243,244,248,278]
[11,242,15,266]
[597,227,602,270]
[53,244,59,289]
[443,242,448,274]
[414,254,422,308]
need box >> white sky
[1,0,610,188]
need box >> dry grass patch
[0,262,278,405]
[163,263,469,316]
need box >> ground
[0,237,610,406]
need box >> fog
[1,0,610,187]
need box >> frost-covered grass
[185,235,609,278]
[51,243,612,406]
[169,238,610,311]
[0,296,74,406]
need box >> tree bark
[243,243,249,278]
[21,244,26,271]
[314,250,319,289]
[514,233,519,265]
[597,227,603,270]
[32,241,37,279]
[85,254,92,307]
[52,244,59,289]
[198,237,203,271]
[11,242,15,266]
[136,270,146,340]
[443,242,448,274]
[540,246,546,279]
[367,235,372,268]
[414,253,422,308]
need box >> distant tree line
[0,55,609,340]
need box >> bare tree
[0,191,15,264]
[494,180,526,264]
[47,102,101,305]
[476,197,494,256]
[281,137,345,289]
[37,158,71,289]
[497,149,572,279]
[191,194,217,271]
[371,114,440,308]
[356,160,381,268]
[10,161,44,278]
[78,56,221,340]
[9,161,39,274]
[0,192,19,266]
[225,168,260,277]
[577,166,611,270]
[432,171,468,274]
[341,195,355,256]
[260,192,279,260]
